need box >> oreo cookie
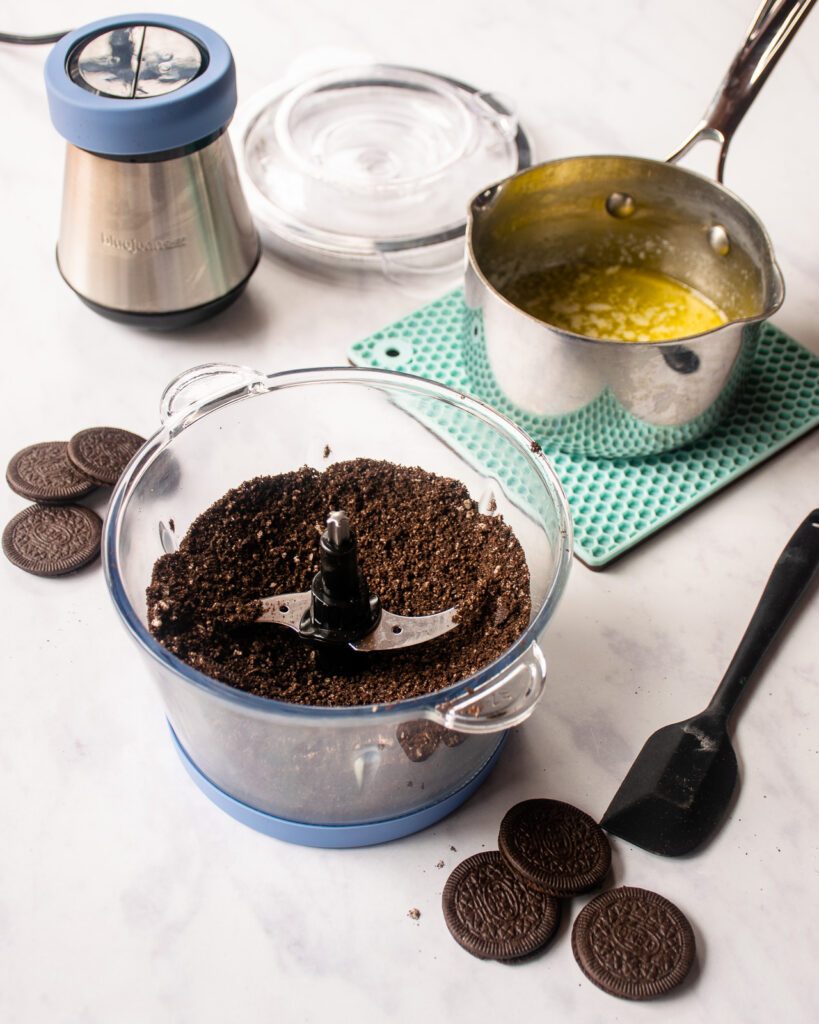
[67,427,145,486]
[442,851,561,961]
[3,504,102,577]
[499,799,611,896]
[6,441,97,504]
[572,887,696,1000]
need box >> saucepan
[464,0,813,458]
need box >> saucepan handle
[433,640,547,734]
[667,0,816,182]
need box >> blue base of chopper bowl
[169,724,507,848]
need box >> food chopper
[103,366,572,847]
[44,14,260,327]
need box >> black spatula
[601,509,819,856]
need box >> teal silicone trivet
[349,288,819,568]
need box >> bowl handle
[159,363,265,423]
[434,640,547,734]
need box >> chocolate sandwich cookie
[67,427,145,486]
[499,799,611,896]
[6,441,97,504]
[572,886,696,1000]
[3,504,102,577]
[442,851,561,961]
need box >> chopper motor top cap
[44,13,238,156]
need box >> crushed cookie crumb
[147,460,530,707]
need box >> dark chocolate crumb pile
[147,459,531,707]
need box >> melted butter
[504,264,728,342]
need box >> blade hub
[254,510,458,654]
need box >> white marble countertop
[1,1,818,1021]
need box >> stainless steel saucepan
[464,0,813,458]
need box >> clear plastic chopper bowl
[103,366,572,846]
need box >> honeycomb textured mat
[349,289,819,568]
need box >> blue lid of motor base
[44,14,236,157]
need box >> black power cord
[0,30,70,45]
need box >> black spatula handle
[708,509,819,720]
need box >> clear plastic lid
[235,64,531,271]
